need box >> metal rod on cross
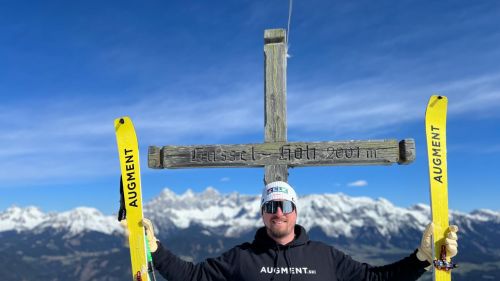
[148,28,416,185]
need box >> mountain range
[1,187,499,280]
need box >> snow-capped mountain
[0,206,122,236]
[144,187,500,241]
[0,206,47,232]
[1,188,499,281]
[2,187,499,239]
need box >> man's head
[260,181,298,244]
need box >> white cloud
[3,70,500,186]
[0,84,263,186]
[220,177,230,182]
[287,72,500,139]
[347,180,368,187]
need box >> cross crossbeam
[149,139,415,169]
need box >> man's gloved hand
[142,218,159,253]
[417,223,459,269]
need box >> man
[143,181,459,281]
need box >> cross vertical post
[264,29,288,184]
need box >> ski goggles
[262,200,296,214]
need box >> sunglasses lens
[281,201,294,214]
[264,202,276,214]
[263,201,295,214]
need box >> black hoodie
[152,225,430,281]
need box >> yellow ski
[115,117,154,281]
[425,96,455,281]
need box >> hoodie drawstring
[284,247,292,281]
[270,246,280,281]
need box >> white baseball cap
[261,181,298,207]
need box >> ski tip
[427,95,448,108]
[114,116,132,127]
[431,94,447,101]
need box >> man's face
[262,200,297,241]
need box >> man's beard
[267,219,290,238]
[269,227,289,238]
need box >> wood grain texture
[148,139,415,169]
[264,28,288,184]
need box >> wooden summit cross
[148,29,415,184]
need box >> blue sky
[1,0,499,215]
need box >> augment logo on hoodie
[260,267,317,275]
